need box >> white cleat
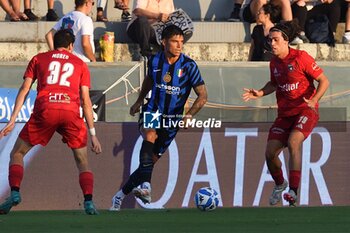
[269,180,288,205]
[283,189,298,207]
[132,187,151,204]
[109,195,123,211]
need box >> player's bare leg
[0,138,32,214]
[265,140,288,205]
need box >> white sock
[116,189,126,199]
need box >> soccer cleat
[132,187,151,204]
[0,191,21,215]
[228,8,240,22]
[109,195,123,211]
[283,189,298,207]
[269,179,288,205]
[121,11,131,22]
[343,32,350,44]
[46,9,58,21]
[24,9,39,21]
[84,200,99,215]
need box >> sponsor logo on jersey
[48,92,71,103]
[279,82,300,92]
[312,62,320,71]
[155,83,180,95]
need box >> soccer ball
[194,187,219,211]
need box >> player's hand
[242,88,261,102]
[91,135,102,154]
[182,114,192,129]
[0,121,15,139]
[129,101,142,116]
[159,13,169,22]
[303,97,317,111]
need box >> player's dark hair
[270,19,301,42]
[161,25,184,40]
[75,0,86,8]
[54,29,75,49]
[262,3,281,23]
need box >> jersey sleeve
[188,61,204,87]
[80,62,91,88]
[23,55,38,80]
[300,51,323,80]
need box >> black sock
[11,187,20,192]
[290,188,298,195]
[234,3,242,10]
[84,194,92,202]
[122,168,141,195]
[138,141,154,183]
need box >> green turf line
[0,207,349,233]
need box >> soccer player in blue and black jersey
[109,25,207,210]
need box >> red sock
[79,171,93,196]
[289,170,301,192]
[271,169,284,186]
[9,164,24,189]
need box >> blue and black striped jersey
[144,52,204,117]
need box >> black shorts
[138,112,179,155]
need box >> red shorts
[267,108,319,146]
[19,109,87,149]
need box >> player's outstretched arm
[0,78,33,139]
[81,86,102,154]
[242,81,276,102]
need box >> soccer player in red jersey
[0,29,102,215]
[242,20,329,206]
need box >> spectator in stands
[45,0,96,62]
[291,0,341,44]
[96,0,130,22]
[228,0,292,23]
[248,3,281,61]
[127,0,174,57]
[115,0,131,21]
[341,0,350,43]
[0,0,29,21]
[22,0,58,21]
[96,0,108,21]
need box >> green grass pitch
[1,207,350,233]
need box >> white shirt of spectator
[128,0,175,27]
[52,11,95,63]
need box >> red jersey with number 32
[24,49,90,114]
[270,48,323,117]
